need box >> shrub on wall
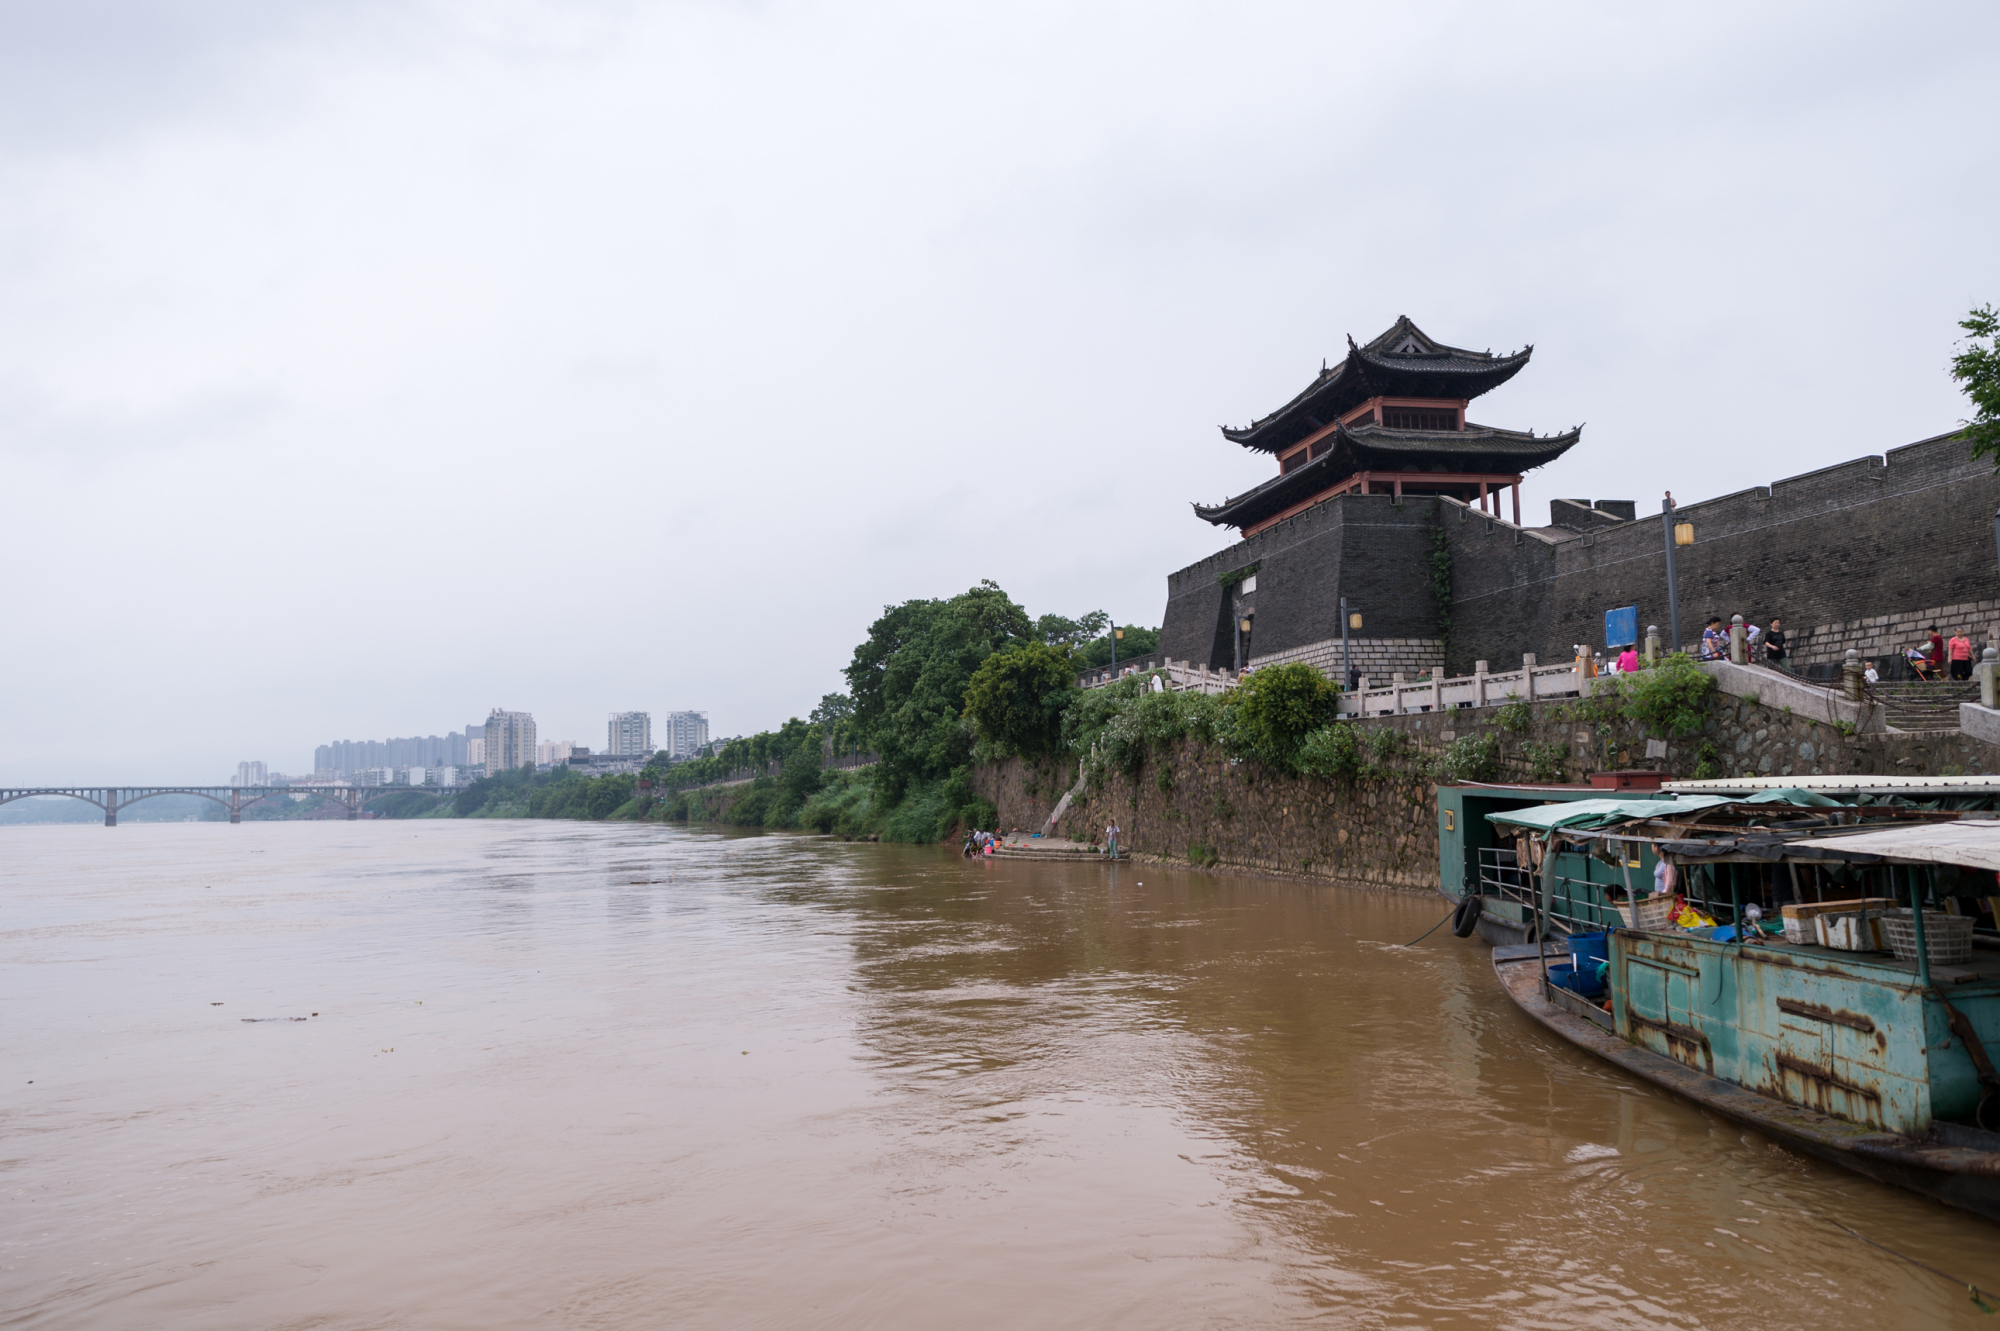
[1295,724,1363,780]
[1231,662,1344,773]
[1621,653,1716,737]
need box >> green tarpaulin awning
[1484,796,1735,833]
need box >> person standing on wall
[1951,630,1975,681]
[1763,617,1788,670]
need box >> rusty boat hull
[1493,944,2000,1224]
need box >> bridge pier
[229,789,242,824]
[105,788,118,828]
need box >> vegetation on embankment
[391,583,1163,843]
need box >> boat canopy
[1484,796,1734,832]
[1786,819,2000,870]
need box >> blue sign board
[1604,605,1638,650]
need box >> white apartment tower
[233,761,267,787]
[607,712,652,757]
[663,710,709,760]
[483,709,537,774]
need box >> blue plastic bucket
[1569,931,1610,970]
[1547,961,1608,999]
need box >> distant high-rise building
[233,760,267,787]
[607,712,652,757]
[484,709,536,773]
[467,737,485,766]
[311,729,479,778]
[537,739,576,766]
[663,711,709,760]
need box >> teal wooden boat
[1446,786,2000,1221]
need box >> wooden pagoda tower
[1196,316,1579,536]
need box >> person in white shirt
[1864,660,1880,685]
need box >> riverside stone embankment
[970,690,2000,893]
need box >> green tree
[1034,610,1109,649]
[964,640,1079,759]
[1953,304,2000,468]
[1078,624,1161,668]
[1231,661,1343,773]
[845,581,1034,797]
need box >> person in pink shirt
[1616,645,1640,673]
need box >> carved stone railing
[1335,655,1586,717]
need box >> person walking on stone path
[1928,626,1946,681]
[1951,631,1975,680]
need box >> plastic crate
[1880,909,1975,967]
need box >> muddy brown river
[4,821,1997,1327]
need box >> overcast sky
[5,0,1997,783]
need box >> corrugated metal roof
[1664,774,2000,794]
[1789,820,2000,869]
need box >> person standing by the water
[1106,820,1120,860]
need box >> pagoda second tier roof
[1222,316,1532,454]
[1193,420,1582,528]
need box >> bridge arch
[0,790,107,812]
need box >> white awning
[1789,820,2000,871]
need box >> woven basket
[1618,894,1678,931]
[1880,910,1975,967]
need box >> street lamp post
[1342,601,1363,691]
[1235,615,1252,675]
[1662,491,1693,656]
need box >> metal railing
[1475,846,1647,936]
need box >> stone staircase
[1873,680,1980,732]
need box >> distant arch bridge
[0,784,457,826]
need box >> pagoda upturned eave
[1193,421,1581,531]
[1221,316,1533,455]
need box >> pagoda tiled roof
[1221,316,1532,454]
[1193,420,1581,529]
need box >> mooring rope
[1826,1218,1997,1314]
[1307,890,1457,948]
[1397,908,1460,948]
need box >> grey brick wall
[1159,495,1441,669]
[1249,635,1444,680]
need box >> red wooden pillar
[1512,484,1521,525]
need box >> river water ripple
[3,821,1996,1328]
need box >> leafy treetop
[845,581,1034,798]
[1954,304,2000,468]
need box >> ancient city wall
[1161,431,2000,683]
[1443,431,2000,674]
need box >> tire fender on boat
[1451,893,1482,938]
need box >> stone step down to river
[1874,680,1981,732]
[987,833,1106,862]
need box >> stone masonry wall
[971,689,2000,893]
[1248,634,1444,681]
[1794,598,2000,672]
